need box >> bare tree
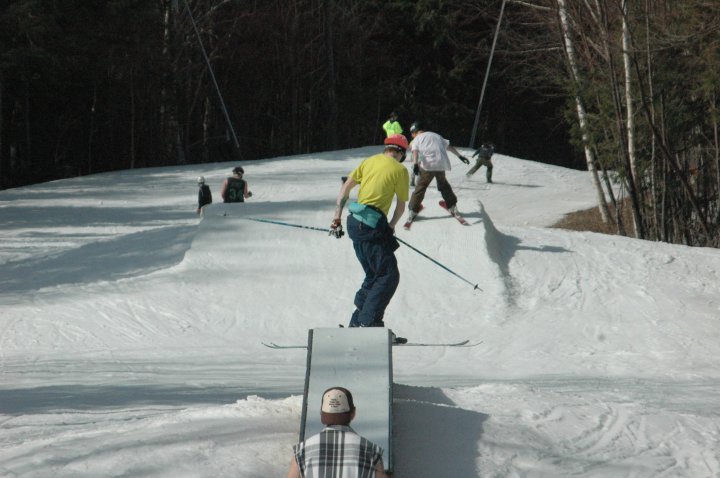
[556,0,612,224]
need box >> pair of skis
[403,200,468,230]
[263,339,480,349]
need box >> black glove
[329,218,344,238]
[460,155,470,165]
[413,164,420,175]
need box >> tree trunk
[620,0,643,238]
[622,0,636,180]
[24,80,31,172]
[713,91,720,205]
[600,0,643,238]
[88,84,97,175]
[323,0,338,151]
[644,0,659,240]
[203,95,211,162]
[556,0,611,223]
[130,68,136,169]
[628,30,711,242]
[162,0,182,164]
[0,72,4,188]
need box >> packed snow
[1,146,719,477]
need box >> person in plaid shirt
[287,387,388,478]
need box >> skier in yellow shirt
[330,134,410,333]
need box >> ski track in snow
[2,149,720,477]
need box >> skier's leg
[467,160,481,177]
[350,249,374,327]
[347,216,375,327]
[486,161,493,183]
[408,170,432,213]
[354,241,399,326]
[435,172,458,208]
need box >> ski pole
[395,237,482,291]
[246,217,481,291]
[246,217,327,233]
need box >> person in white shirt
[407,121,470,220]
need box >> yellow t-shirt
[349,153,410,216]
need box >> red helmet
[384,134,409,151]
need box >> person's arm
[447,144,463,158]
[220,179,228,201]
[333,177,357,222]
[447,145,470,164]
[375,459,389,478]
[243,181,252,198]
[388,200,406,230]
[286,457,301,478]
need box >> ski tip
[393,339,480,347]
[261,342,307,349]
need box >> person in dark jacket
[196,176,212,214]
[466,143,495,183]
[220,166,252,203]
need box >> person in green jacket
[382,112,403,137]
[220,166,252,203]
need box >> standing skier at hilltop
[220,166,252,203]
[196,176,212,214]
[330,134,410,329]
[381,111,403,138]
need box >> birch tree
[556,0,611,223]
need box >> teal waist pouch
[348,201,383,228]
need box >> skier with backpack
[196,176,212,214]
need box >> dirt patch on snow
[551,200,635,236]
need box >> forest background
[0,0,718,247]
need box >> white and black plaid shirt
[293,425,384,478]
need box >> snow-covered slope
[1,147,719,477]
